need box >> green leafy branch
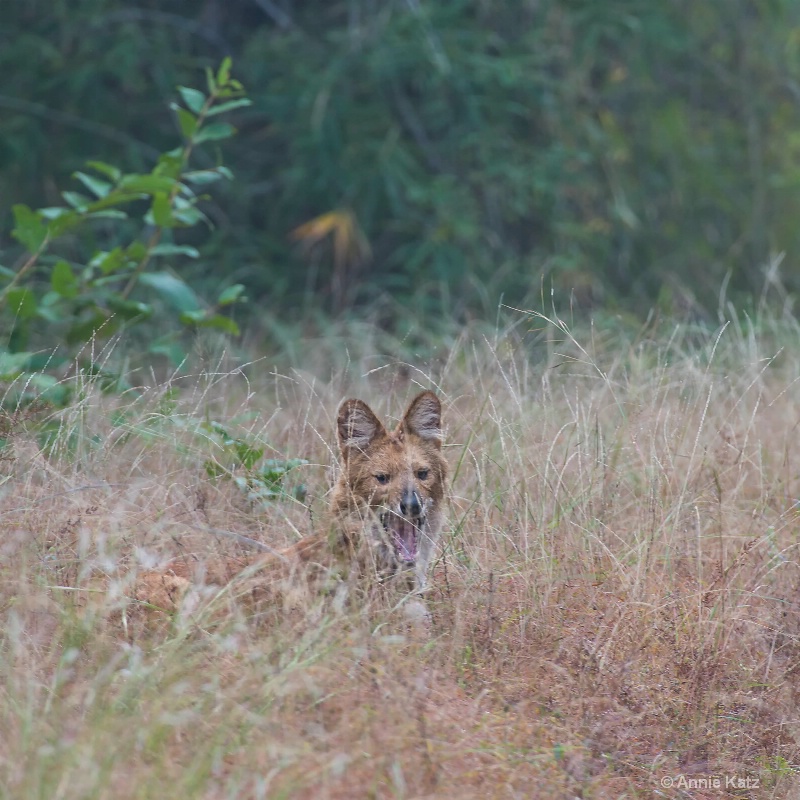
[0,59,251,401]
[203,421,308,508]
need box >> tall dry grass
[2,312,800,798]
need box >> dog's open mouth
[381,513,423,564]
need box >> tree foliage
[3,0,800,322]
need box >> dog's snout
[399,489,422,518]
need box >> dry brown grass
[2,315,800,798]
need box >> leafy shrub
[0,59,249,405]
[203,420,308,508]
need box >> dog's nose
[399,489,421,518]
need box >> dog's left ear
[401,391,443,447]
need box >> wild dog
[327,389,447,591]
[265,389,448,591]
[132,390,447,615]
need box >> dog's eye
[374,473,390,485]
[416,469,429,480]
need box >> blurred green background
[4,0,800,329]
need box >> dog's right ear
[337,399,385,456]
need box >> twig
[0,239,50,301]
[205,526,289,560]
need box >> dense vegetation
[0,59,252,398]
[4,0,800,331]
[5,6,800,795]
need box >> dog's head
[336,391,447,572]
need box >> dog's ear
[401,391,443,448]
[337,399,386,456]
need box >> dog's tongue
[392,519,417,562]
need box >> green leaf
[42,208,82,237]
[217,283,246,306]
[36,294,64,323]
[216,80,244,100]
[235,442,263,471]
[107,296,153,320]
[83,192,146,213]
[91,275,126,289]
[172,205,210,227]
[24,352,68,372]
[169,195,211,228]
[66,309,115,345]
[89,248,126,275]
[12,205,47,251]
[155,149,184,180]
[51,260,78,298]
[206,421,231,441]
[204,460,226,479]
[28,374,70,407]
[216,57,232,87]
[173,106,198,139]
[151,193,174,227]
[0,351,35,377]
[178,86,206,114]
[30,372,58,390]
[150,243,200,258]
[62,191,90,210]
[180,310,242,335]
[38,207,72,220]
[5,287,37,320]
[183,168,233,186]
[118,174,178,194]
[193,122,235,144]
[197,313,240,335]
[256,458,308,503]
[139,272,200,312]
[126,242,148,261]
[73,171,112,199]
[206,98,252,117]
[260,458,308,484]
[148,335,187,366]
[86,209,128,221]
[40,291,61,307]
[177,183,197,200]
[179,309,206,324]
[86,160,121,182]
